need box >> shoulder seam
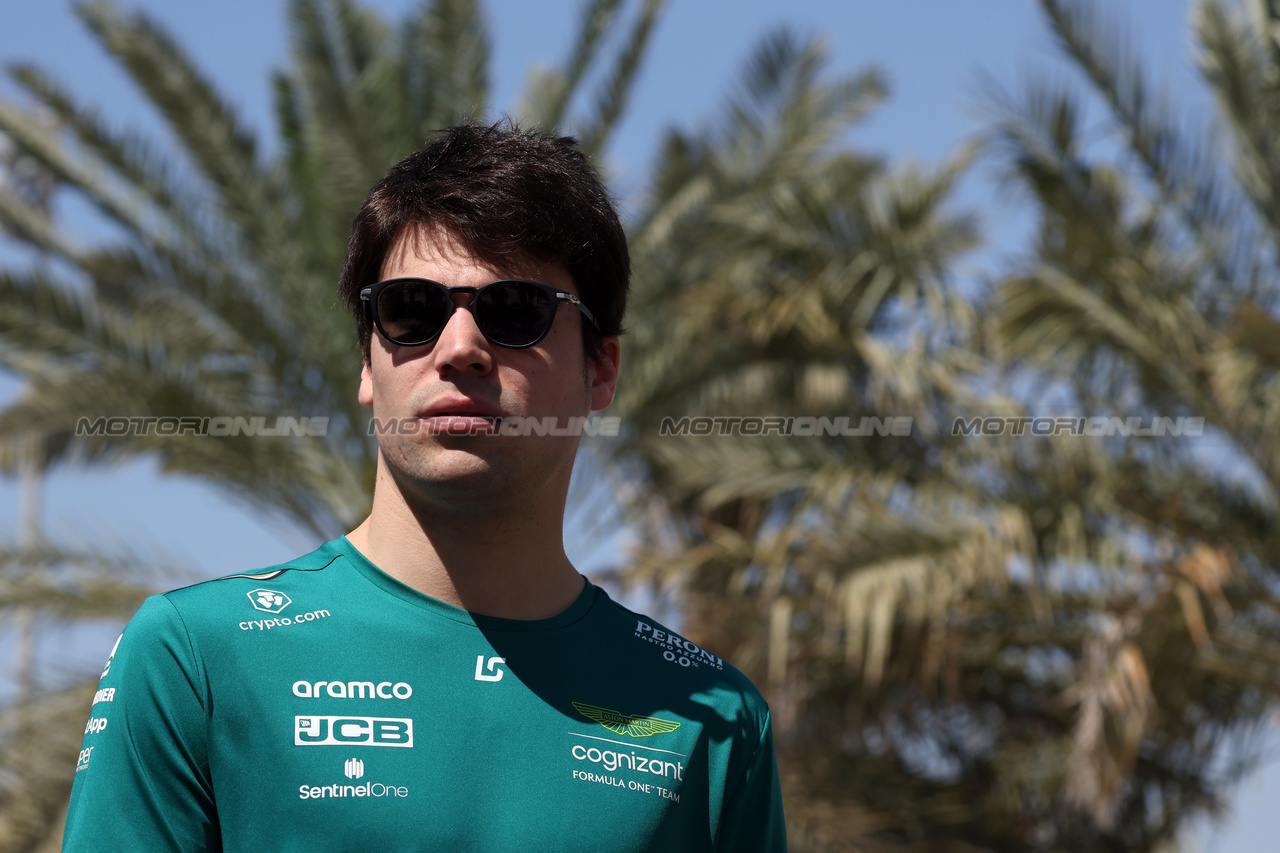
[157,595,209,714]
[154,595,217,799]
[164,554,343,594]
[219,568,290,581]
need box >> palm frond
[576,0,668,159]
[1043,0,1246,293]
[401,0,490,134]
[76,0,290,267]
[0,683,98,853]
[516,0,624,131]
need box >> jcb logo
[294,716,414,748]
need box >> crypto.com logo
[248,589,291,614]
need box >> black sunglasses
[360,278,599,349]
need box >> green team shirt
[62,536,786,852]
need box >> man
[62,123,787,852]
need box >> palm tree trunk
[15,424,44,703]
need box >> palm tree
[610,28,1014,850]
[979,0,1280,845]
[0,1,665,849]
[608,2,1280,850]
[13,1,1269,849]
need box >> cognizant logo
[239,609,330,631]
[292,680,412,699]
[571,744,685,781]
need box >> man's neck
[344,467,585,621]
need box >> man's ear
[588,336,621,412]
[358,358,374,407]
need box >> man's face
[358,226,620,512]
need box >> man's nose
[432,291,493,375]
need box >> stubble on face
[360,227,593,516]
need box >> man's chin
[392,452,513,503]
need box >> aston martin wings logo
[572,702,681,738]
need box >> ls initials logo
[474,655,506,682]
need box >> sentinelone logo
[299,759,409,800]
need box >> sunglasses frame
[360,277,600,349]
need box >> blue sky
[0,0,1272,848]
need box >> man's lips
[416,397,503,420]
[415,398,504,434]
[420,415,496,435]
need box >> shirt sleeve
[62,594,220,852]
[715,710,787,852]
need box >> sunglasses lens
[475,281,555,346]
[377,281,449,344]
